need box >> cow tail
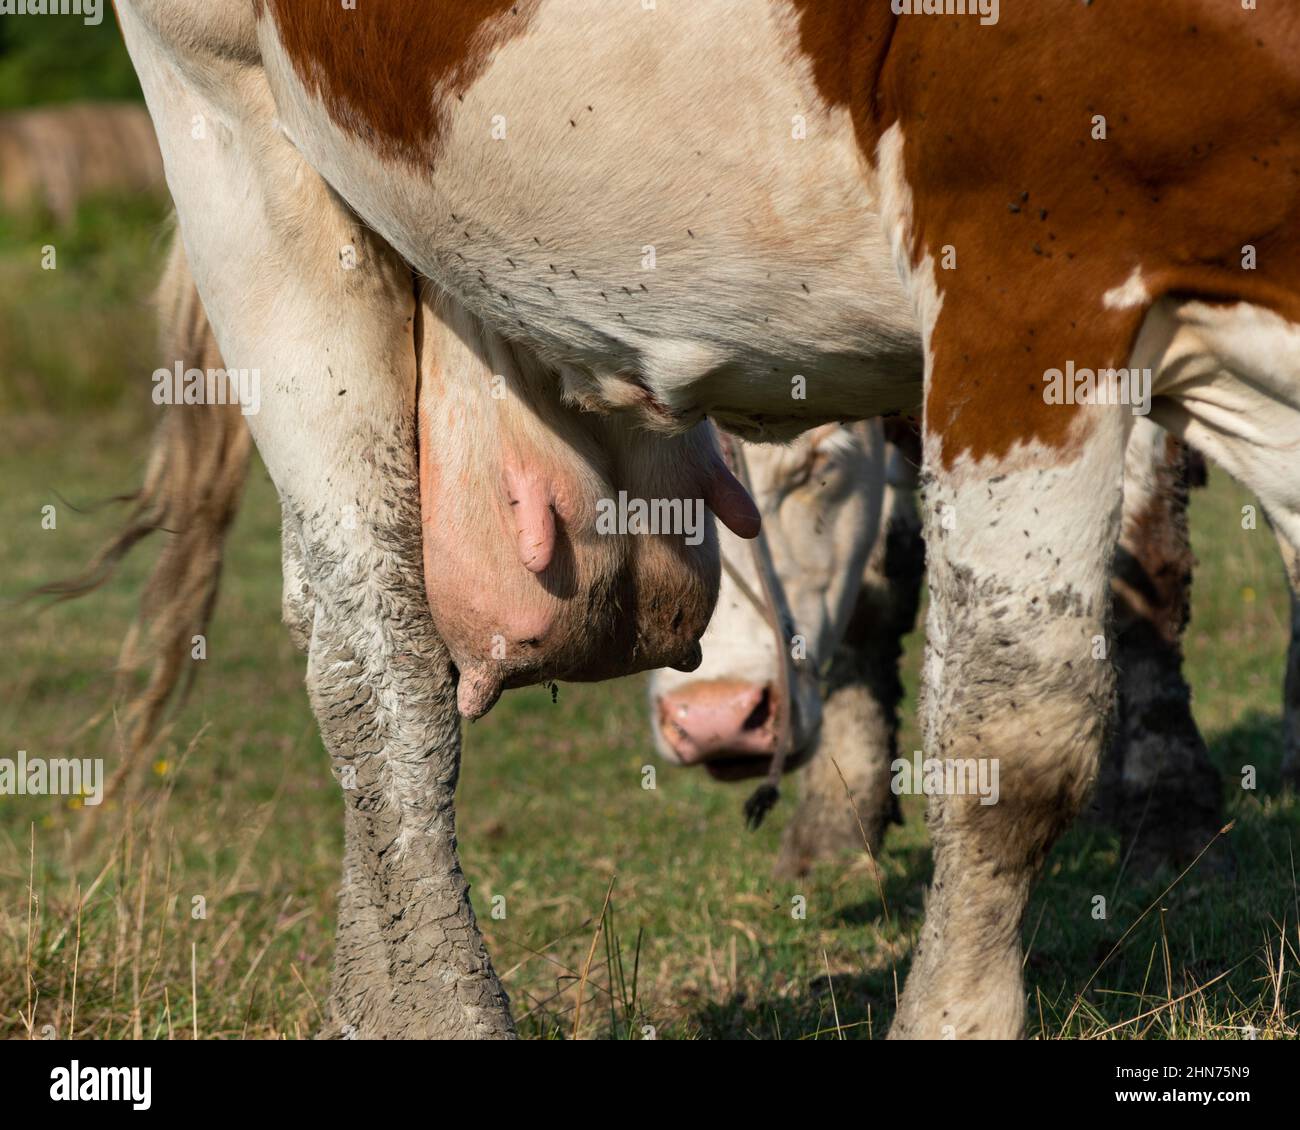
[38,228,252,782]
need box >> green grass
[0,199,1297,1040]
[0,19,142,111]
[0,192,171,414]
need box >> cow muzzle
[655,679,816,782]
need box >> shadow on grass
[689,970,902,1040]
[1206,709,1293,794]
[691,711,1299,1039]
[688,843,933,1040]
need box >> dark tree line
[0,15,141,110]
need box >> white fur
[1103,267,1150,311]
[649,423,886,760]
[257,0,921,438]
[1144,298,1300,550]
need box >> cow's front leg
[774,656,897,880]
[890,417,1127,1039]
[775,466,923,877]
[1093,420,1223,872]
[1277,526,1300,787]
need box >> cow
[89,295,1245,883]
[648,422,889,785]
[112,1,1300,1038]
[648,421,922,878]
[650,412,1282,881]
[80,256,1279,970]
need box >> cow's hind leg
[308,576,513,1039]
[890,418,1127,1039]
[117,4,514,1038]
[1145,299,1300,793]
[1093,419,1223,873]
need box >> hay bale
[0,100,164,224]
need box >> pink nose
[657,679,778,764]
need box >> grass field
[1,198,1298,1040]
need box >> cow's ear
[703,458,761,539]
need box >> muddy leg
[890,416,1126,1040]
[310,572,515,1039]
[115,13,516,1035]
[1094,420,1223,873]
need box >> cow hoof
[1121,821,1236,882]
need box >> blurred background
[0,17,1296,1040]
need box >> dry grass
[1,198,1297,1039]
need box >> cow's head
[418,293,759,718]
[647,423,885,780]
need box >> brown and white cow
[649,422,889,782]
[648,421,922,877]
[113,1,1300,1038]
[649,412,1253,882]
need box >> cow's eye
[809,447,841,479]
[803,446,855,497]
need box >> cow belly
[257,0,921,434]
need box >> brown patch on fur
[793,3,1300,467]
[787,1,896,159]
[257,0,538,165]
[1111,436,1197,645]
